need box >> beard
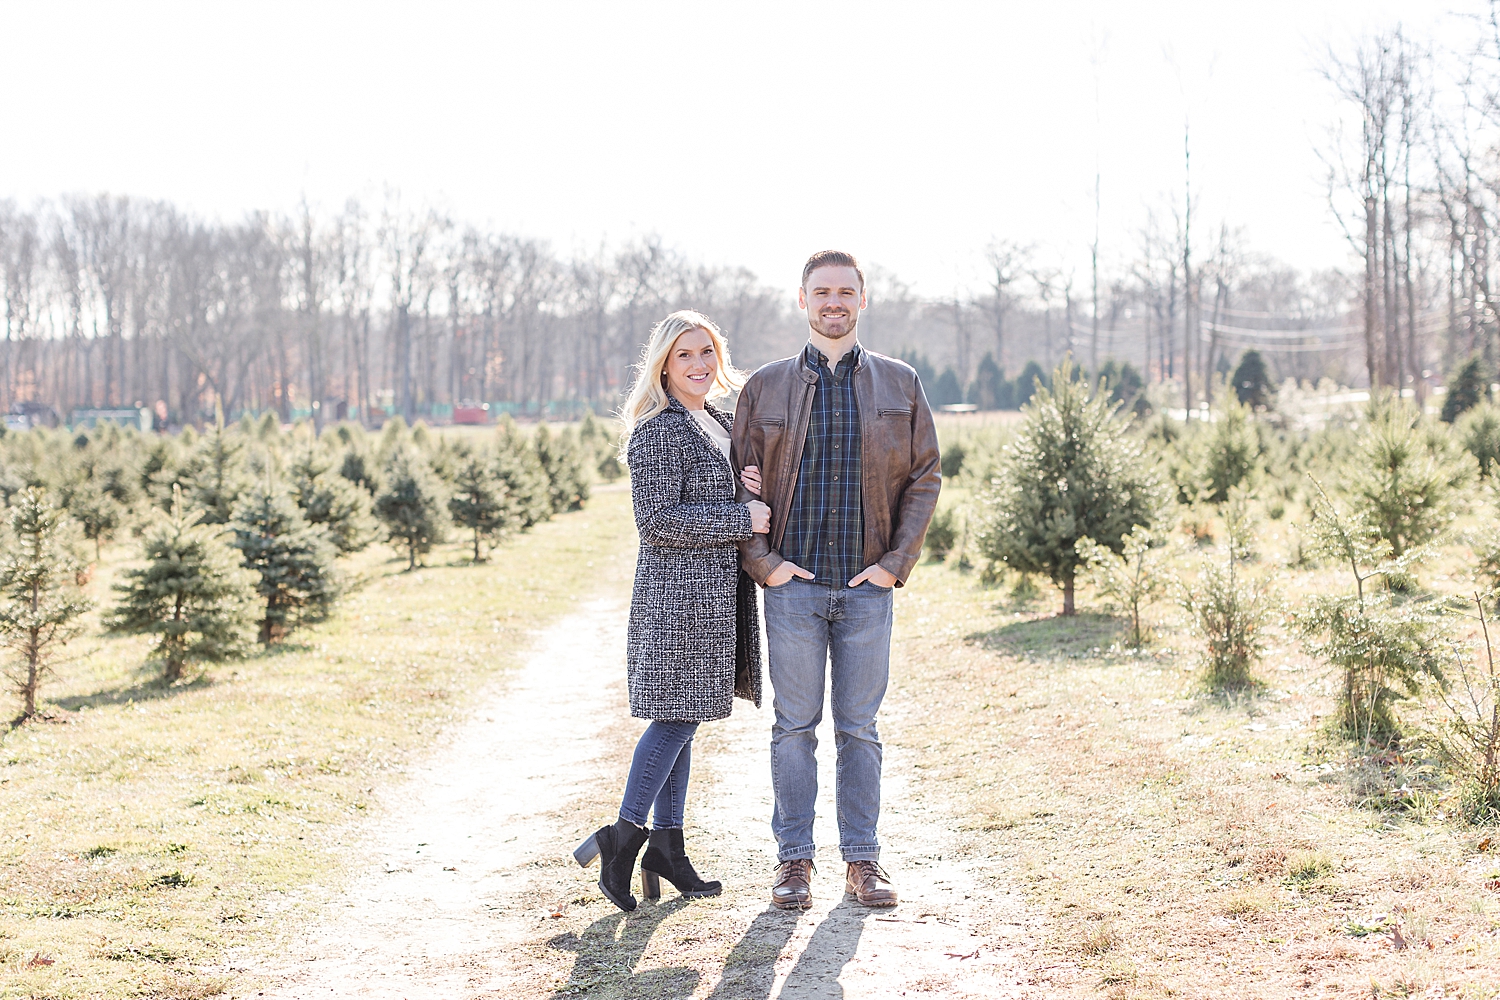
[809,306,858,340]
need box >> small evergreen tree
[231,486,341,643]
[1347,398,1474,558]
[535,424,590,513]
[106,492,257,682]
[578,412,624,482]
[1014,360,1048,407]
[1077,525,1171,648]
[1442,356,1488,423]
[1430,595,1500,823]
[0,489,92,722]
[1457,402,1500,478]
[976,359,1164,615]
[377,415,409,462]
[1295,480,1440,742]
[426,434,462,484]
[931,368,964,407]
[141,436,185,510]
[1177,495,1273,688]
[374,447,448,570]
[1232,350,1273,409]
[290,448,375,553]
[898,349,937,388]
[924,506,959,561]
[182,426,253,525]
[339,446,378,495]
[1195,397,1261,504]
[69,478,127,560]
[968,353,1006,411]
[448,450,510,562]
[492,417,552,528]
[1098,360,1145,410]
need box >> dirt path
[248,594,1037,999]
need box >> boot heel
[573,833,600,868]
[640,868,661,900]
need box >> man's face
[799,265,865,340]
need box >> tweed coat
[626,396,763,721]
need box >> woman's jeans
[763,578,893,863]
[618,720,699,829]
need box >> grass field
[6,423,1500,997]
[0,483,637,1000]
[888,487,1500,997]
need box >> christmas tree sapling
[106,489,258,683]
[0,488,92,722]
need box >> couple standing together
[574,250,941,913]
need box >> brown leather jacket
[731,345,941,586]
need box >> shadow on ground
[707,903,870,1000]
[549,897,697,998]
[50,672,217,712]
[965,612,1127,659]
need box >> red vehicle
[454,402,490,425]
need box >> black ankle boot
[574,819,650,912]
[640,828,723,900]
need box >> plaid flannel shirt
[780,342,864,584]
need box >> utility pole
[1182,120,1195,423]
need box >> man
[731,250,941,910]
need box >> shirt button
[834,444,840,450]
[833,476,838,481]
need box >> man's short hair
[802,250,865,290]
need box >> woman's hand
[740,465,763,497]
[746,500,771,534]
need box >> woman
[573,309,771,912]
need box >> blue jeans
[618,720,699,829]
[763,578,893,862]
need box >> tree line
[0,414,618,722]
[5,22,1500,428]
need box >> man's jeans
[763,578,893,862]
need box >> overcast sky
[0,1,1488,297]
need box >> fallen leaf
[1479,836,1493,853]
[443,866,458,872]
[26,953,55,968]
[945,949,980,960]
[550,910,564,919]
[1390,925,1408,951]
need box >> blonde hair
[618,309,745,459]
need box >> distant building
[6,402,60,431]
[70,408,153,432]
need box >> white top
[691,408,732,462]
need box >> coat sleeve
[629,417,753,548]
[730,376,786,584]
[879,373,943,584]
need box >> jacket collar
[664,393,732,431]
[801,341,864,383]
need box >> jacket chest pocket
[748,417,786,458]
[878,407,912,420]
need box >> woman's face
[664,327,719,407]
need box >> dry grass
[0,486,637,1000]
[884,521,1500,998]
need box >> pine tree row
[0,412,620,722]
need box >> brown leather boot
[845,860,897,907]
[771,858,815,910]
